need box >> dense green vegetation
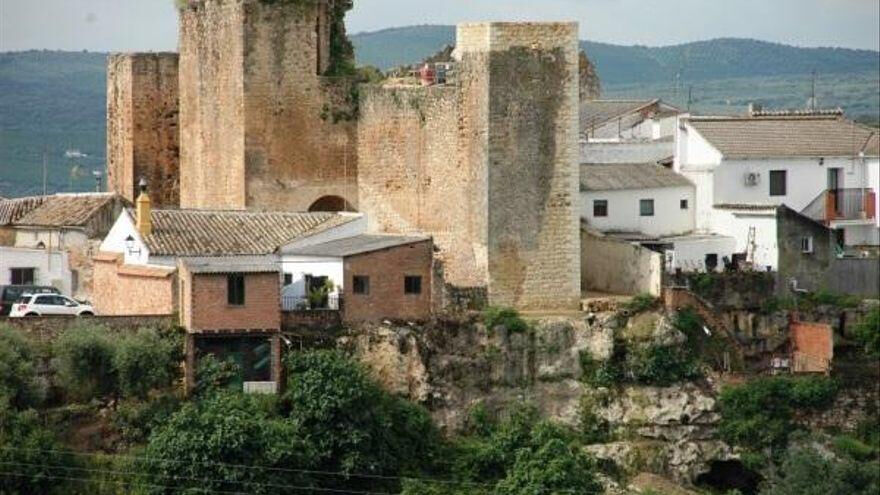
[0,324,605,494]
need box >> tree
[496,437,602,495]
[853,307,880,358]
[764,446,879,495]
[0,406,77,495]
[113,328,181,399]
[0,328,42,409]
[52,325,117,401]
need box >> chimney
[136,178,152,238]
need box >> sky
[1,0,879,52]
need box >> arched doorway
[308,196,353,213]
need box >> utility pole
[687,85,693,113]
[42,150,48,196]
[810,70,817,111]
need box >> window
[769,170,787,196]
[353,276,370,295]
[705,254,719,271]
[593,200,608,217]
[801,236,814,254]
[404,276,422,295]
[680,199,689,210]
[227,274,246,306]
[283,273,293,286]
[10,268,35,285]
[639,199,655,217]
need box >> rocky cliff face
[338,310,734,484]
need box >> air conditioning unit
[744,172,761,187]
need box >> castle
[107,0,581,311]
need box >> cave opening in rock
[695,460,762,495]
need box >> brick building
[282,234,434,322]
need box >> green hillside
[1,28,878,197]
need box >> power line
[0,447,493,490]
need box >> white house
[0,247,72,294]
[580,99,681,142]
[675,112,880,270]
[581,163,696,238]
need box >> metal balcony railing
[282,294,342,312]
[801,188,876,224]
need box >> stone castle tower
[107,0,358,212]
[358,23,582,311]
[106,53,180,208]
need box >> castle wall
[241,0,358,211]
[178,0,357,212]
[358,86,487,288]
[463,22,581,310]
[179,0,246,210]
[359,23,581,310]
[107,53,180,208]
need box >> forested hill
[351,25,880,83]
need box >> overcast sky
[1,0,878,52]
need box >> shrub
[624,293,658,314]
[284,351,442,486]
[853,306,880,357]
[137,392,305,494]
[718,376,839,453]
[0,328,42,410]
[833,435,877,462]
[194,354,243,397]
[627,344,701,387]
[52,325,117,401]
[113,328,182,399]
[483,307,530,334]
[113,395,182,446]
[764,445,879,495]
[495,437,602,495]
[0,405,78,495]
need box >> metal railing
[282,294,342,312]
[801,188,876,224]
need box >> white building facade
[675,114,880,270]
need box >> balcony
[801,188,876,225]
[282,294,342,312]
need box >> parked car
[0,285,61,316]
[8,294,95,318]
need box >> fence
[281,294,342,312]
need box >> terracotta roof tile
[10,193,122,228]
[688,116,880,158]
[141,209,358,257]
[0,196,46,225]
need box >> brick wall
[343,241,433,322]
[186,271,281,332]
[92,254,177,316]
[791,321,833,373]
[107,53,180,208]
[178,0,357,212]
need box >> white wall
[869,159,880,229]
[581,186,695,237]
[711,208,779,270]
[580,140,674,165]
[14,228,89,252]
[667,236,738,273]
[279,214,367,253]
[280,256,344,299]
[0,247,72,295]
[100,212,151,265]
[713,156,869,211]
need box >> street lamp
[125,235,142,257]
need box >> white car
[9,293,96,318]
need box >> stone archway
[308,195,353,213]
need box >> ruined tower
[358,22,582,311]
[177,0,358,212]
[106,53,180,208]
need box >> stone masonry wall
[92,256,177,316]
[178,0,357,212]
[359,23,581,311]
[358,86,488,288]
[179,0,246,210]
[107,53,180,208]
[469,23,581,310]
